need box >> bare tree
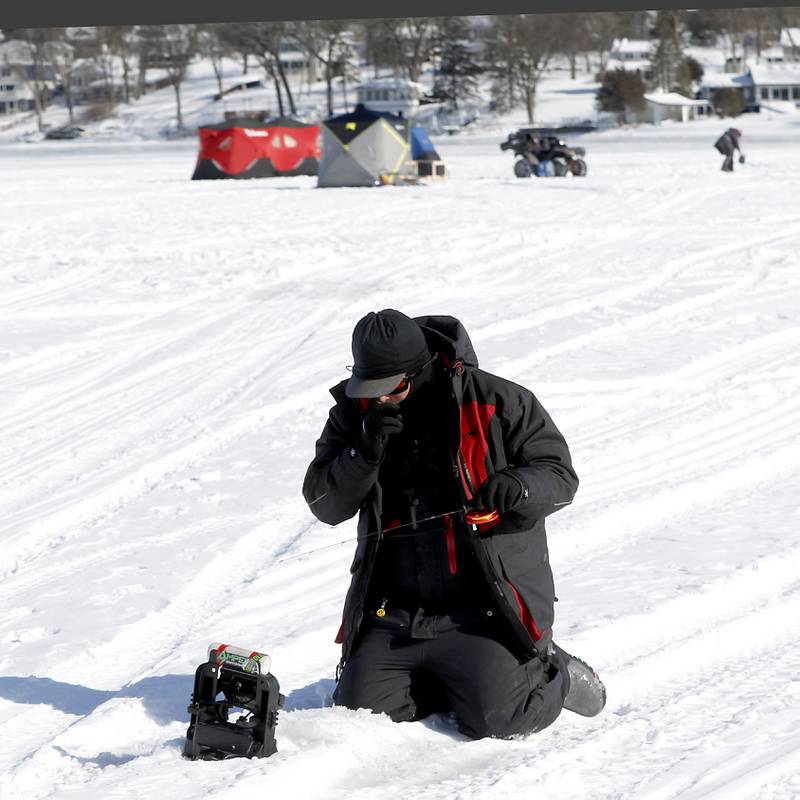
[135,25,165,97]
[147,24,197,129]
[612,10,652,40]
[91,27,122,110]
[379,17,438,83]
[359,19,396,79]
[551,14,593,80]
[221,22,296,116]
[492,14,561,123]
[46,29,78,123]
[197,24,229,98]
[581,13,621,73]
[214,24,252,77]
[97,26,138,104]
[291,20,355,116]
[3,28,55,130]
[707,8,748,64]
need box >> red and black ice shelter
[192,117,320,179]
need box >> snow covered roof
[66,27,96,40]
[358,78,424,92]
[71,59,104,77]
[221,72,264,92]
[605,58,652,75]
[611,38,652,56]
[701,72,754,89]
[779,28,800,48]
[277,50,309,62]
[760,46,786,60]
[644,91,708,107]
[0,39,34,64]
[748,64,800,86]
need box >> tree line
[595,8,800,123]
[3,8,798,132]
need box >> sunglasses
[386,354,437,395]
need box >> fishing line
[276,507,498,564]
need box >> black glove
[359,403,403,464]
[739,154,745,164]
[477,469,529,514]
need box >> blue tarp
[411,126,441,161]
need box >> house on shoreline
[699,64,800,113]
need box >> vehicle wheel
[514,159,533,178]
[553,159,568,177]
[570,158,588,177]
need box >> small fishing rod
[276,507,499,564]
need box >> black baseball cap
[346,309,431,398]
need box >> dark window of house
[761,88,769,99]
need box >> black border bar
[4,1,799,30]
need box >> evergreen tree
[650,11,685,92]
[675,55,703,95]
[596,68,646,124]
[433,17,483,110]
[713,87,745,117]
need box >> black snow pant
[333,607,570,740]
[721,146,735,172]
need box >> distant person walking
[714,128,744,172]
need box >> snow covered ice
[2,112,800,799]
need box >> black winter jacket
[715,129,741,155]
[302,316,579,668]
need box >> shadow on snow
[0,673,191,724]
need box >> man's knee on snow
[333,671,416,722]
[456,657,569,740]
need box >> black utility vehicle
[501,128,588,178]
[44,125,85,140]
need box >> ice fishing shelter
[192,117,320,180]
[318,104,412,187]
[410,125,447,179]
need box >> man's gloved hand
[477,469,529,514]
[739,154,746,164]
[359,402,403,464]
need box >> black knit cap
[346,309,431,398]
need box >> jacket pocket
[497,552,547,642]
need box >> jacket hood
[413,315,479,368]
[330,314,478,404]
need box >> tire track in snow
[0,375,327,583]
[553,439,800,563]
[0,294,339,596]
[481,224,796,364]
[39,502,317,692]
[1,299,337,535]
[499,227,800,378]
[561,325,800,448]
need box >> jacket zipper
[457,449,476,498]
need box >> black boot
[552,643,606,717]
